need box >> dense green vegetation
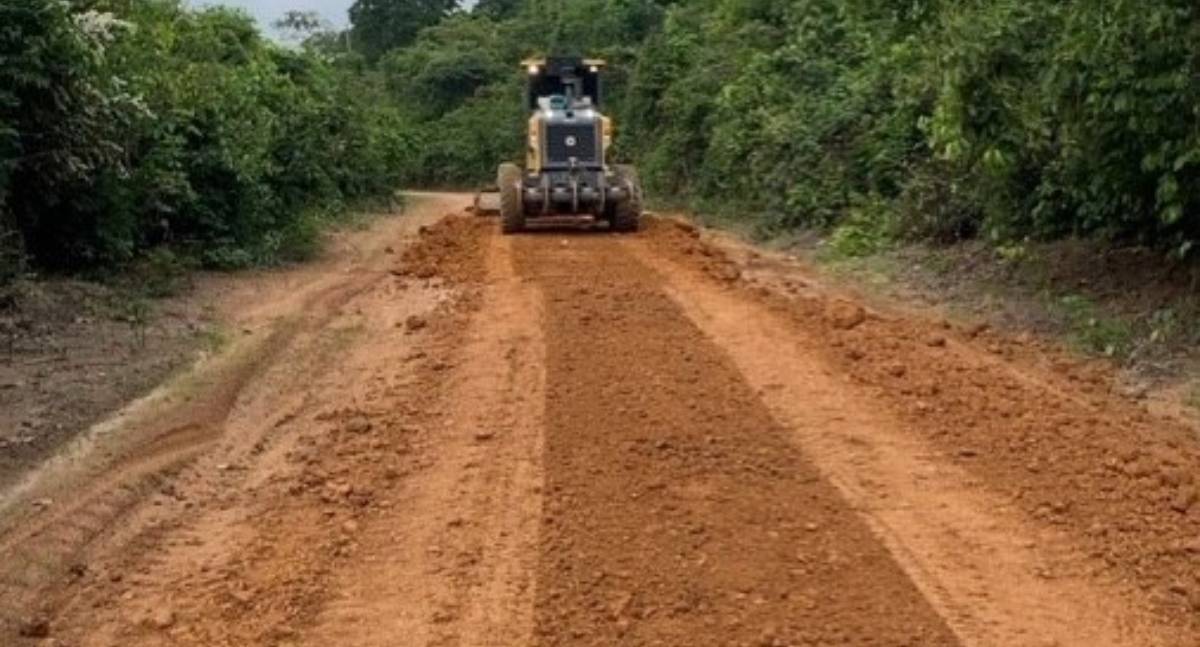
[4,0,1199,289]
[384,0,1200,256]
[349,0,457,61]
[1,0,414,283]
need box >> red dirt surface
[519,234,956,646]
[1,194,1198,647]
[645,217,1200,637]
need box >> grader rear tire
[498,163,524,234]
[611,164,643,233]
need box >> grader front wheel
[610,164,643,233]
[498,163,525,235]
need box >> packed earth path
[3,193,1200,647]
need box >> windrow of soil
[0,205,493,645]
[646,217,1200,631]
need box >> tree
[273,9,352,55]
[348,0,458,61]
[273,10,329,41]
[473,0,521,19]
[1,0,134,267]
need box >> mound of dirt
[399,216,491,284]
[826,300,867,330]
[0,196,494,647]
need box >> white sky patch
[196,0,353,30]
[196,0,477,32]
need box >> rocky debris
[783,279,808,293]
[270,624,298,641]
[19,616,50,638]
[1119,381,1150,401]
[965,322,990,338]
[142,608,176,630]
[826,301,866,330]
[1170,487,1197,514]
[609,590,634,620]
[673,219,701,239]
[228,587,255,606]
[714,264,741,282]
[404,315,428,333]
[399,216,490,285]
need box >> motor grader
[478,56,643,233]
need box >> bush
[7,0,1200,282]
[134,247,197,298]
[389,0,1200,257]
[0,0,417,279]
[826,197,898,259]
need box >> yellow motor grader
[477,56,643,233]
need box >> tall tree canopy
[348,0,459,62]
[6,0,1200,285]
[473,0,521,19]
[0,0,417,277]
[376,0,1200,254]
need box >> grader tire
[498,163,524,234]
[611,164,643,233]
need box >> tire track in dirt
[514,233,959,646]
[14,206,554,647]
[299,230,546,647]
[0,196,477,644]
[46,212,498,647]
[0,246,395,638]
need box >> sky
[201,0,354,29]
[202,0,477,32]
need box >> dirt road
[3,193,1200,646]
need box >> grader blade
[473,185,501,216]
